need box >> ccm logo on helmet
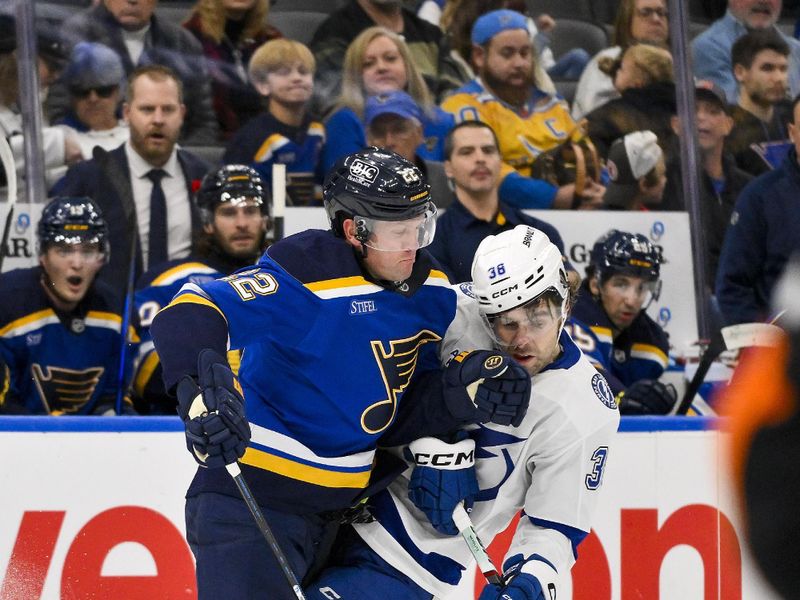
[412,450,475,466]
[491,284,518,298]
[349,159,378,184]
[484,355,504,369]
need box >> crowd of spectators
[3,0,800,415]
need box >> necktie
[146,168,168,269]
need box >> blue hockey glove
[443,350,531,426]
[176,349,251,468]
[407,436,479,535]
[615,379,678,415]
[477,558,546,600]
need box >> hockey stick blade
[225,462,307,600]
[452,503,502,586]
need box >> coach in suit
[55,65,210,292]
[48,0,218,145]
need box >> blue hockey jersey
[152,229,459,514]
[566,281,670,394]
[0,267,133,414]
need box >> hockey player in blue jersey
[133,164,270,413]
[566,229,678,415]
[304,225,620,600]
[0,197,136,415]
[150,148,531,599]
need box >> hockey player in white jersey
[305,225,620,599]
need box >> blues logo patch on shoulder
[592,373,617,410]
[459,282,475,298]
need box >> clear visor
[484,296,564,348]
[604,276,661,309]
[50,241,106,263]
[357,207,437,252]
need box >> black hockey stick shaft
[225,462,307,600]
[0,205,13,273]
[676,330,726,415]
[0,134,17,273]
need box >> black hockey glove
[176,349,251,468]
[615,379,678,415]
[407,436,479,535]
[443,350,531,427]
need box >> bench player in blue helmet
[0,197,137,415]
[150,148,531,599]
[304,225,619,600]
[567,229,678,415]
[133,164,270,413]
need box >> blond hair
[336,26,433,119]
[186,0,269,45]
[623,44,673,86]
[248,39,316,84]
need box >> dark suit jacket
[53,145,210,293]
[47,3,219,144]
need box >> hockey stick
[225,462,308,600]
[452,503,502,586]
[0,134,18,273]
[271,163,286,242]
[91,147,139,415]
[676,320,785,415]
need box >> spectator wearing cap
[716,92,800,325]
[364,90,451,209]
[441,9,605,210]
[321,26,456,173]
[57,42,130,159]
[182,0,282,141]
[309,0,467,115]
[0,14,82,193]
[585,43,676,159]
[50,0,219,145]
[223,39,324,206]
[692,0,800,104]
[663,81,751,290]
[727,28,793,176]
[603,130,666,210]
[427,120,577,285]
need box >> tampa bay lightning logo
[592,373,617,410]
[459,282,475,298]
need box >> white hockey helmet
[471,225,569,318]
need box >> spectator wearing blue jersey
[224,39,325,206]
[0,197,136,415]
[364,90,452,209]
[321,26,455,173]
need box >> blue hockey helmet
[197,164,270,224]
[323,147,435,248]
[37,196,109,256]
[589,229,662,282]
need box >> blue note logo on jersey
[32,364,105,413]
[591,373,617,410]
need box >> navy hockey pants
[305,527,433,600]
[186,491,329,600]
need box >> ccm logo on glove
[412,448,475,468]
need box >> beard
[482,67,536,108]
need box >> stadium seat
[155,4,191,29]
[549,19,609,63]
[183,145,226,167]
[524,0,593,21]
[553,79,578,107]
[267,11,327,46]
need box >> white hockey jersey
[354,283,620,597]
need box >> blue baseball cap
[64,42,125,91]
[471,9,528,46]
[365,91,423,126]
